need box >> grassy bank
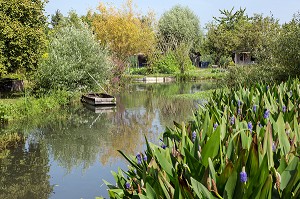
[126,68,227,81]
[171,89,217,100]
[0,90,81,124]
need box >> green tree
[35,15,112,92]
[155,5,200,75]
[157,5,201,51]
[275,12,300,77]
[204,8,249,65]
[50,9,64,28]
[0,0,47,74]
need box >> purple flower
[125,182,130,189]
[213,123,218,130]
[230,116,235,125]
[272,142,276,152]
[161,144,166,149]
[192,131,196,142]
[136,153,142,164]
[143,155,147,161]
[264,109,270,119]
[248,121,253,133]
[240,171,248,183]
[282,105,286,113]
[253,105,257,112]
[237,100,241,107]
[238,108,242,115]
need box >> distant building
[137,53,148,67]
[233,51,255,65]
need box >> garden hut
[233,51,255,65]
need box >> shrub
[130,67,149,75]
[35,20,112,93]
[151,51,180,74]
[224,64,281,87]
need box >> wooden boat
[81,93,116,106]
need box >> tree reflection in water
[0,139,52,199]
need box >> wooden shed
[233,51,255,65]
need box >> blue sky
[45,0,299,27]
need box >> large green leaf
[191,177,215,199]
[280,156,299,190]
[223,170,237,199]
[259,174,272,199]
[184,148,204,180]
[153,146,174,177]
[201,127,221,167]
[276,113,291,155]
[145,183,157,199]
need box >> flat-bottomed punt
[81,93,116,106]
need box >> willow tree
[157,5,201,51]
[91,0,156,60]
[156,5,201,75]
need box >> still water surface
[0,82,214,198]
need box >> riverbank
[126,68,227,82]
[0,90,81,124]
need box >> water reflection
[0,81,215,198]
[0,140,52,199]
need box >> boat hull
[81,93,116,106]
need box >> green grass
[171,89,217,100]
[0,90,81,123]
[185,68,227,80]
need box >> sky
[45,0,300,27]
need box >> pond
[0,81,216,199]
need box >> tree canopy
[35,15,112,92]
[157,5,201,51]
[0,0,47,75]
[204,8,280,65]
[90,0,156,60]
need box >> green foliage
[158,5,201,50]
[130,67,149,75]
[274,13,300,77]
[35,17,112,92]
[152,51,180,74]
[156,4,202,72]
[50,9,64,28]
[219,56,233,68]
[106,78,300,198]
[0,89,78,123]
[201,54,214,66]
[204,8,280,66]
[0,0,47,73]
[224,63,286,87]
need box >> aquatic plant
[104,78,300,198]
